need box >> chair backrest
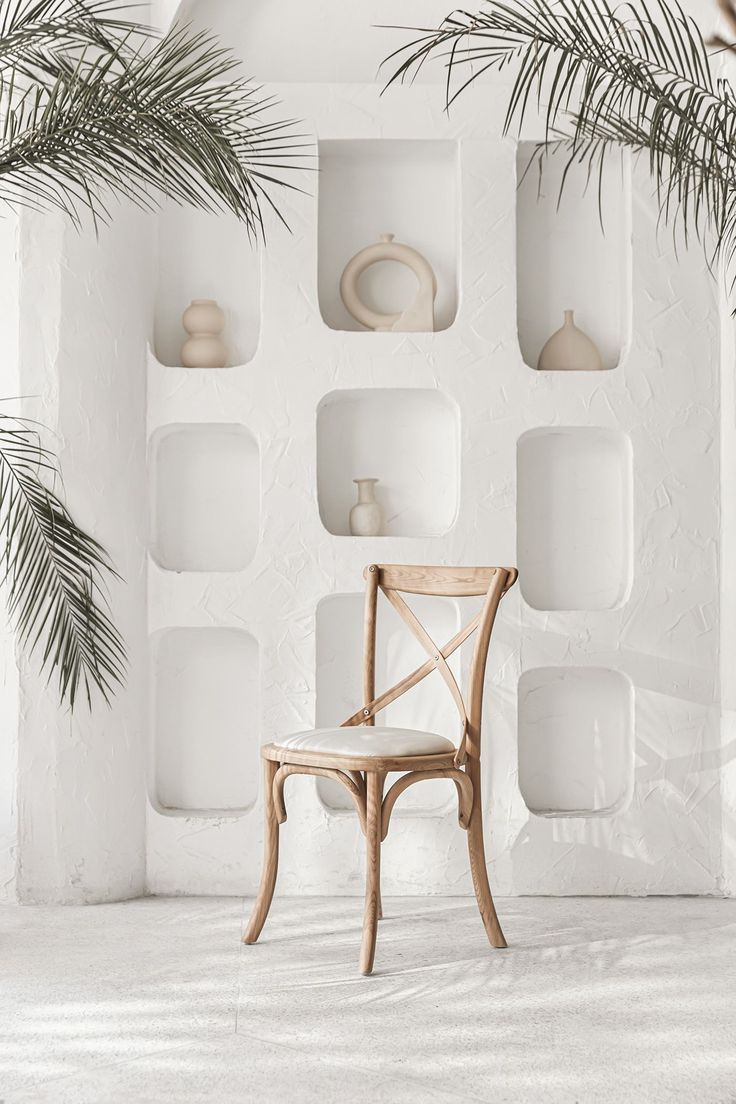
[340,564,518,763]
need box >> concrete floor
[2,895,736,1103]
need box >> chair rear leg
[243,758,280,944]
[359,771,384,974]
[465,761,506,949]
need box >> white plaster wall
[0,211,21,902]
[14,209,151,903]
[4,0,732,903]
[146,73,724,898]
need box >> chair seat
[272,726,455,758]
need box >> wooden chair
[243,563,518,974]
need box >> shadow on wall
[510,700,733,895]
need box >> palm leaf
[0,0,309,709]
[0,0,308,234]
[0,415,125,708]
[383,1,736,275]
[0,0,147,73]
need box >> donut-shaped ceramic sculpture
[339,234,437,332]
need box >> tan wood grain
[242,758,280,945]
[363,565,379,726]
[381,585,468,739]
[349,769,366,803]
[340,612,481,728]
[465,756,507,949]
[262,743,456,773]
[381,768,473,841]
[372,563,516,597]
[244,563,518,972]
[272,763,367,833]
[360,770,385,975]
[464,570,507,762]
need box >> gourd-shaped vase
[181,299,227,368]
[537,310,603,371]
[349,478,382,537]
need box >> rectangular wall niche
[152,627,260,815]
[516,142,629,370]
[154,203,260,367]
[315,592,461,814]
[516,427,632,610]
[517,667,634,817]
[317,389,459,537]
[150,423,259,572]
[318,140,458,332]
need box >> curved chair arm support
[273,764,367,834]
[381,768,473,841]
[348,770,367,802]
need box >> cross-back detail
[381,586,469,748]
[341,611,481,732]
[340,564,517,766]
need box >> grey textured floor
[2,895,735,1103]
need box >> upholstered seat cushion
[272,726,455,758]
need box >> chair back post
[362,564,380,726]
[464,570,509,762]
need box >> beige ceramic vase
[181,299,227,368]
[537,310,603,372]
[339,234,437,332]
[349,478,382,536]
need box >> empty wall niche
[150,423,259,572]
[317,389,459,537]
[518,667,634,817]
[154,202,260,367]
[315,592,461,814]
[516,142,629,370]
[152,627,260,815]
[318,140,458,332]
[516,427,632,610]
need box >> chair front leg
[359,770,385,975]
[465,759,507,949]
[242,758,280,945]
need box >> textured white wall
[0,211,21,902]
[719,297,736,895]
[145,73,724,898]
[4,0,733,903]
[13,210,151,903]
[164,0,719,82]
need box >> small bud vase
[537,310,603,371]
[181,298,227,368]
[349,478,382,537]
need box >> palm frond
[383,1,736,273]
[0,0,153,82]
[0,415,126,708]
[0,1,307,235]
[0,0,309,710]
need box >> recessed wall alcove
[317,388,459,537]
[150,423,259,572]
[516,427,632,610]
[152,627,260,815]
[315,592,461,814]
[517,666,634,817]
[318,140,459,332]
[516,142,629,370]
[154,203,260,367]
